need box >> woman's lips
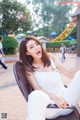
[36,51,41,55]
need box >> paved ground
[0,53,80,120]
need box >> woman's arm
[26,72,68,108]
[52,56,80,79]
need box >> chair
[13,61,80,120]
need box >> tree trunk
[77,15,80,57]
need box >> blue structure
[49,32,58,40]
[66,36,75,40]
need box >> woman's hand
[51,94,69,108]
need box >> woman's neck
[33,58,43,65]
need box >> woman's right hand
[51,94,69,108]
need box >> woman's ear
[26,51,30,55]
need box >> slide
[51,20,76,42]
[51,3,80,42]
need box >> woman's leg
[45,70,80,119]
[27,90,51,120]
[63,70,80,106]
[27,71,80,120]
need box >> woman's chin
[36,55,42,59]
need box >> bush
[69,39,77,45]
[46,40,77,52]
[46,40,71,48]
[46,40,77,48]
[2,36,19,55]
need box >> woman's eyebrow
[29,44,34,47]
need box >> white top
[60,46,66,53]
[34,58,66,96]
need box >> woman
[19,36,80,120]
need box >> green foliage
[2,36,18,55]
[69,27,77,39]
[32,0,73,36]
[35,26,50,37]
[46,40,72,48]
[0,0,32,34]
[69,40,77,45]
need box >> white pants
[27,70,80,120]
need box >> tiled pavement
[0,53,80,120]
[0,62,27,120]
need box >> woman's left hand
[51,94,69,108]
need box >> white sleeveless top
[34,58,66,95]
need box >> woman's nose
[35,45,38,49]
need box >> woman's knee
[76,70,80,75]
[28,90,50,104]
[73,70,80,82]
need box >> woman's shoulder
[48,54,57,61]
[49,55,56,69]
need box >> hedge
[46,40,77,48]
[2,36,19,55]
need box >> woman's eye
[30,46,33,49]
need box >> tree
[32,0,73,36]
[0,0,32,34]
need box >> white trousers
[27,70,80,120]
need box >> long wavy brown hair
[19,36,50,73]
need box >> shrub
[46,40,70,48]
[46,40,77,48]
[69,39,77,45]
[2,36,18,55]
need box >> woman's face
[26,40,42,59]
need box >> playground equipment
[51,3,80,42]
[67,36,75,40]
[51,20,76,42]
